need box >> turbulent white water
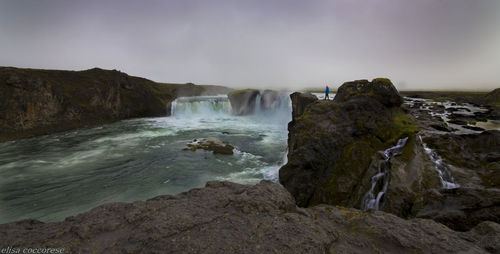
[0,94,291,223]
[362,137,408,211]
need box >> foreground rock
[0,181,498,253]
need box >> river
[0,95,291,223]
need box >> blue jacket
[325,87,330,94]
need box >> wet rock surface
[1,181,498,254]
[422,131,500,189]
[415,187,500,232]
[183,138,235,155]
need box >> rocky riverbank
[0,67,232,142]
[1,181,498,253]
[280,78,500,233]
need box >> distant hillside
[0,67,232,141]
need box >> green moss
[399,134,416,162]
[320,139,379,206]
[372,77,392,84]
[376,111,419,145]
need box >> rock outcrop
[289,92,317,119]
[183,138,235,155]
[0,67,231,142]
[1,181,498,254]
[227,89,260,115]
[281,79,500,232]
[280,78,418,208]
[334,78,403,107]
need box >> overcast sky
[1,0,499,91]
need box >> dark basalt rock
[423,131,500,189]
[0,181,498,253]
[462,125,485,132]
[334,78,403,107]
[289,92,317,119]
[415,188,500,231]
[183,138,235,155]
[431,123,453,132]
[280,79,418,208]
[0,67,232,142]
[227,89,260,115]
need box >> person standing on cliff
[325,85,330,100]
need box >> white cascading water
[170,96,232,117]
[362,137,408,211]
[419,136,459,189]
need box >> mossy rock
[184,139,235,155]
[334,78,403,107]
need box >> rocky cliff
[280,78,418,209]
[0,67,231,142]
[279,78,500,232]
[1,181,498,254]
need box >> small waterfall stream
[419,136,459,189]
[362,137,408,211]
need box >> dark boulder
[289,92,317,119]
[183,138,235,155]
[415,188,500,231]
[484,88,500,106]
[334,78,403,107]
[227,89,260,115]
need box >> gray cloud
[1,0,499,91]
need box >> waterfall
[419,136,459,189]
[255,93,262,114]
[362,137,408,211]
[170,99,177,116]
[170,96,232,117]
